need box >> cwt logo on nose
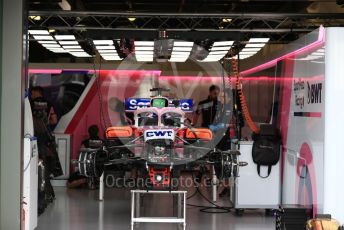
[146,131,173,137]
[144,129,175,141]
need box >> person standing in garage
[192,85,223,185]
[30,86,63,214]
[192,85,222,128]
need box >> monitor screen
[151,98,168,108]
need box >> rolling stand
[130,190,187,230]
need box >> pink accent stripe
[241,26,325,77]
[28,69,62,74]
[294,112,322,118]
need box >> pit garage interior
[1,1,344,230]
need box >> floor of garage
[37,185,276,230]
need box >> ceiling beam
[28,10,344,19]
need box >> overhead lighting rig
[169,41,194,62]
[134,41,154,62]
[200,41,234,62]
[93,40,122,61]
[236,38,270,60]
[29,29,92,57]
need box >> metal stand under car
[130,190,187,230]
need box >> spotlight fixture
[128,17,136,22]
[29,16,41,21]
[222,18,232,23]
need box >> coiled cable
[230,58,260,134]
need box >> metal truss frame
[28,11,344,41]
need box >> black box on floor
[276,205,312,230]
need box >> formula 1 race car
[77,88,247,190]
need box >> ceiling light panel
[48,49,68,53]
[42,44,61,48]
[135,51,154,55]
[32,33,93,58]
[173,47,193,52]
[173,41,194,47]
[208,51,228,55]
[210,46,231,51]
[213,41,234,46]
[96,45,117,50]
[98,50,118,53]
[134,41,154,62]
[248,38,270,43]
[239,55,252,60]
[212,41,234,46]
[64,49,84,52]
[62,45,82,49]
[169,58,188,62]
[93,40,114,45]
[100,53,119,56]
[198,41,234,62]
[169,41,194,62]
[93,41,122,61]
[245,43,266,48]
[58,41,79,45]
[134,41,154,46]
[136,57,153,62]
[37,41,58,44]
[133,41,155,61]
[135,46,154,51]
[54,35,76,40]
[33,35,54,40]
[29,30,49,35]
[69,52,92,57]
[136,54,153,62]
[200,56,224,62]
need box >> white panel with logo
[282,41,325,215]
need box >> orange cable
[230,58,260,134]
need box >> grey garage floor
[36,185,276,230]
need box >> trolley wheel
[235,209,244,216]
